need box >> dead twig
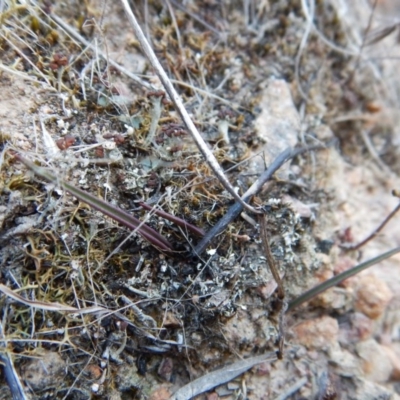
[277,300,288,359]
[273,376,308,400]
[259,213,284,299]
[169,0,223,37]
[16,155,173,253]
[194,144,327,255]
[340,200,400,251]
[119,0,260,215]
[258,211,288,359]
[138,202,205,237]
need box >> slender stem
[194,144,326,255]
[287,245,400,312]
[138,202,205,237]
[259,213,284,299]
[16,155,173,252]
[119,0,260,215]
[340,201,400,251]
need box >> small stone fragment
[206,392,220,400]
[148,386,172,400]
[354,378,394,400]
[329,344,361,378]
[382,344,400,380]
[85,364,103,380]
[292,316,339,350]
[222,308,257,349]
[21,350,66,391]
[353,275,393,319]
[339,312,375,344]
[251,78,299,179]
[356,339,393,383]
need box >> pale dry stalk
[119,0,260,215]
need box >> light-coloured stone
[222,308,257,349]
[354,378,394,400]
[21,350,66,391]
[251,78,299,178]
[382,344,400,380]
[356,339,393,383]
[329,343,361,377]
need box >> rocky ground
[1,1,400,399]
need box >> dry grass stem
[340,200,400,251]
[119,0,260,215]
[16,154,174,252]
[195,144,326,254]
[259,213,285,299]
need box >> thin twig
[347,0,378,83]
[16,154,173,253]
[277,300,288,360]
[194,144,326,255]
[138,202,205,237]
[119,0,259,215]
[360,129,391,175]
[296,0,315,101]
[287,245,400,312]
[259,214,284,299]
[300,0,358,57]
[340,201,400,251]
[120,295,157,328]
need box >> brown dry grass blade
[16,155,173,253]
[138,201,205,237]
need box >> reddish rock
[85,364,102,380]
[148,386,172,400]
[292,316,339,350]
[353,275,393,319]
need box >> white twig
[119,0,260,214]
